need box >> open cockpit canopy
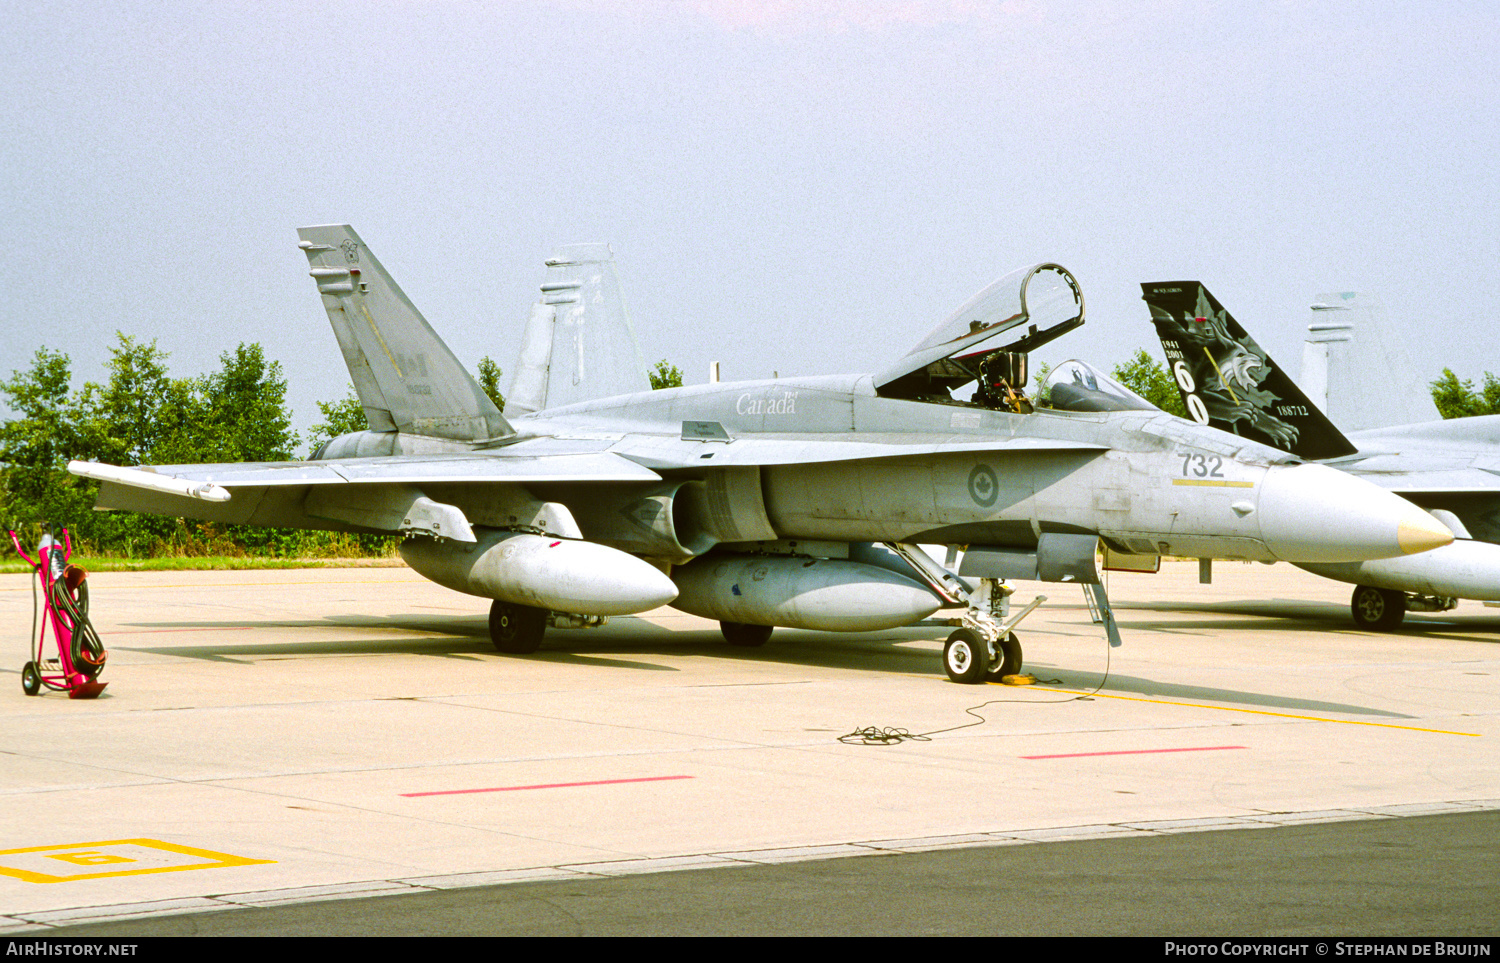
[875,263,1084,399]
[1042,360,1160,413]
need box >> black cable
[838,590,1117,746]
[838,727,930,746]
[50,575,105,678]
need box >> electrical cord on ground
[838,727,930,745]
[838,582,1117,746]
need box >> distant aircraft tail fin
[1141,281,1357,460]
[506,243,651,415]
[297,225,512,443]
[1302,292,1440,432]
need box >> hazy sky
[4,1,1497,442]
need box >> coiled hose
[50,566,106,678]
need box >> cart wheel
[21,661,41,696]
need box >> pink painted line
[110,626,255,635]
[402,775,694,798]
[1021,745,1246,760]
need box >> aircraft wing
[1349,415,1500,450]
[609,433,1107,469]
[1345,467,1500,494]
[1335,421,1500,495]
[69,452,663,543]
[71,432,1104,543]
[72,430,1103,505]
[71,451,660,491]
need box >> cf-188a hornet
[70,227,1452,681]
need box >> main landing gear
[942,627,1022,684]
[720,621,773,647]
[1349,584,1457,631]
[1350,585,1404,632]
[489,600,547,653]
[942,578,1047,684]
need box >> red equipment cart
[10,526,107,698]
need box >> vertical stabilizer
[1304,292,1440,432]
[507,243,651,414]
[297,225,512,443]
[505,301,557,416]
[1142,281,1357,461]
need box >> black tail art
[1141,282,1357,461]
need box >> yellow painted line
[1041,688,1481,737]
[360,303,404,377]
[1206,346,1239,404]
[1171,479,1255,488]
[0,839,274,884]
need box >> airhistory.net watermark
[5,943,138,956]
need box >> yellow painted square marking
[0,839,274,883]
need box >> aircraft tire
[1351,585,1405,632]
[720,621,773,647]
[984,632,1023,679]
[943,628,989,684]
[489,601,547,654]
[21,661,40,696]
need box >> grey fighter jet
[68,227,1453,683]
[1144,281,1500,631]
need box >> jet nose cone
[1398,516,1457,556]
[1258,464,1454,563]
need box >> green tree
[476,357,506,412]
[154,343,298,465]
[1031,360,1052,406]
[1430,368,1500,419]
[0,348,95,527]
[74,334,175,467]
[0,348,77,478]
[195,343,298,462]
[649,359,683,390]
[1111,349,1189,418]
[2,335,314,554]
[308,386,366,456]
[1484,374,1500,415]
